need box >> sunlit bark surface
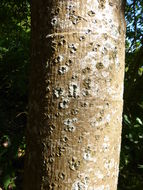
[24,0,126,189]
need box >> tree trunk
[24,0,126,189]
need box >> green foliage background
[0,0,30,189]
[0,0,143,189]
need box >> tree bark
[24,0,126,189]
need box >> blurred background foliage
[0,0,143,189]
[0,0,30,189]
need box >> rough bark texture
[24,0,126,189]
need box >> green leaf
[124,114,131,125]
[136,117,142,125]
[138,165,143,169]
[3,175,11,189]
[134,124,140,128]
[138,68,143,76]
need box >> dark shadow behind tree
[0,0,30,189]
[118,0,143,189]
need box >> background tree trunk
[24,0,126,189]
